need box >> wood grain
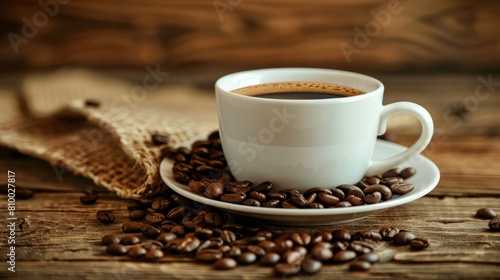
[0,0,499,73]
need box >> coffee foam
[231,81,365,97]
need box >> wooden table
[1,73,499,279]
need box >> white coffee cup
[215,68,433,192]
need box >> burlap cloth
[0,69,218,198]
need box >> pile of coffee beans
[100,188,429,275]
[162,131,416,209]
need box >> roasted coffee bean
[144,213,166,224]
[380,226,400,241]
[383,168,399,178]
[271,238,294,254]
[188,180,206,194]
[290,232,311,246]
[205,211,223,226]
[361,230,383,241]
[336,184,359,195]
[226,246,242,258]
[349,240,374,254]
[476,208,497,219]
[129,210,147,220]
[274,263,301,276]
[194,227,213,239]
[262,199,281,208]
[349,260,371,271]
[196,165,215,173]
[160,146,177,159]
[171,225,186,236]
[399,167,416,179]
[141,224,163,238]
[173,171,190,184]
[170,193,191,205]
[267,191,286,200]
[365,176,381,185]
[96,210,115,224]
[178,237,201,253]
[393,231,416,245]
[390,183,414,195]
[238,252,257,264]
[311,244,333,261]
[488,217,500,231]
[364,184,392,200]
[242,198,261,207]
[127,246,147,258]
[364,191,382,204]
[122,221,145,233]
[293,246,308,258]
[311,231,333,243]
[214,257,237,270]
[167,206,186,220]
[107,243,127,255]
[409,238,430,250]
[335,201,352,207]
[121,235,141,245]
[227,181,254,193]
[151,134,169,146]
[151,199,171,212]
[247,236,267,245]
[301,258,322,275]
[347,187,365,198]
[307,202,324,209]
[193,147,210,157]
[281,200,298,209]
[126,200,142,211]
[258,240,276,252]
[196,248,223,262]
[283,250,303,265]
[220,192,246,204]
[381,176,400,187]
[102,234,120,245]
[80,193,98,205]
[254,181,273,193]
[144,248,164,260]
[173,163,192,173]
[220,230,237,244]
[246,245,266,257]
[305,193,317,204]
[330,188,346,200]
[249,191,267,202]
[204,182,225,199]
[304,187,332,197]
[160,220,179,231]
[290,193,308,207]
[318,193,340,206]
[333,250,357,262]
[260,252,280,266]
[332,229,351,241]
[358,252,380,263]
[16,189,35,199]
[143,240,164,251]
[346,195,364,206]
[157,232,177,244]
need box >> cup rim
[215,67,384,104]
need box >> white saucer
[159,140,440,226]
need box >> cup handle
[365,102,434,176]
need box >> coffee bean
[349,260,371,271]
[160,220,179,231]
[227,246,242,258]
[126,200,142,211]
[335,201,352,207]
[380,226,400,241]
[220,192,246,204]
[220,230,237,244]
[409,238,431,250]
[365,176,380,185]
[364,192,382,204]
[156,232,177,244]
[143,240,164,251]
[238,251,257,264]
[393,231,416,245]
[336,184,359,195]
[364,184,392,200]
[390,183,414,195]
[171,225,186,236]
[144,248,164,260]
[204,182,225,199]
[312,231,332,243]
[102,234,120,245]
[151,134,169,146]
[281,200,298,209]
[80,193,98,205]
[262,199,281,208]
[283,250,303,265]
[274,263,301,276]
[151,199,171,212]
[383,168,399,178]
[141,224,163,238]
[333,250,357,262]
[107,243,127,255]
[349,240,374,255]
[214,258,237,270]
[178,237,201,253]
[249,191,267,202]
[246,245,266,257]
[290,193,308,207]
[399,167,416,179]
[318,193,340,206]
[304,187,332,197]
[227,181,254,193]
[242,198,261,207]
[205,212,223,226]
[127,246,147,258]
[196,248,223,262]
[253,181,272,193]
[260,252,280,266]
[346,195,364,206]
[381,177,400,187]
[311,244,333,261]
[121,235,141,245]
[330,188,346,200]
[167,206,186,220]
[301,258,322,275]
[122,221,145,233]
[96,210,115,224]
[290,232,311,246]
[358,252,380,263]
[489,217,500,231]
[307,202,324,209]
[361,230,383,241]
[332,229,351,241]
[129,210,147,220]
[173,171,190,184]
[476,208,497,219]
[145,213,166,224]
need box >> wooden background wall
[1,0,499,77]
